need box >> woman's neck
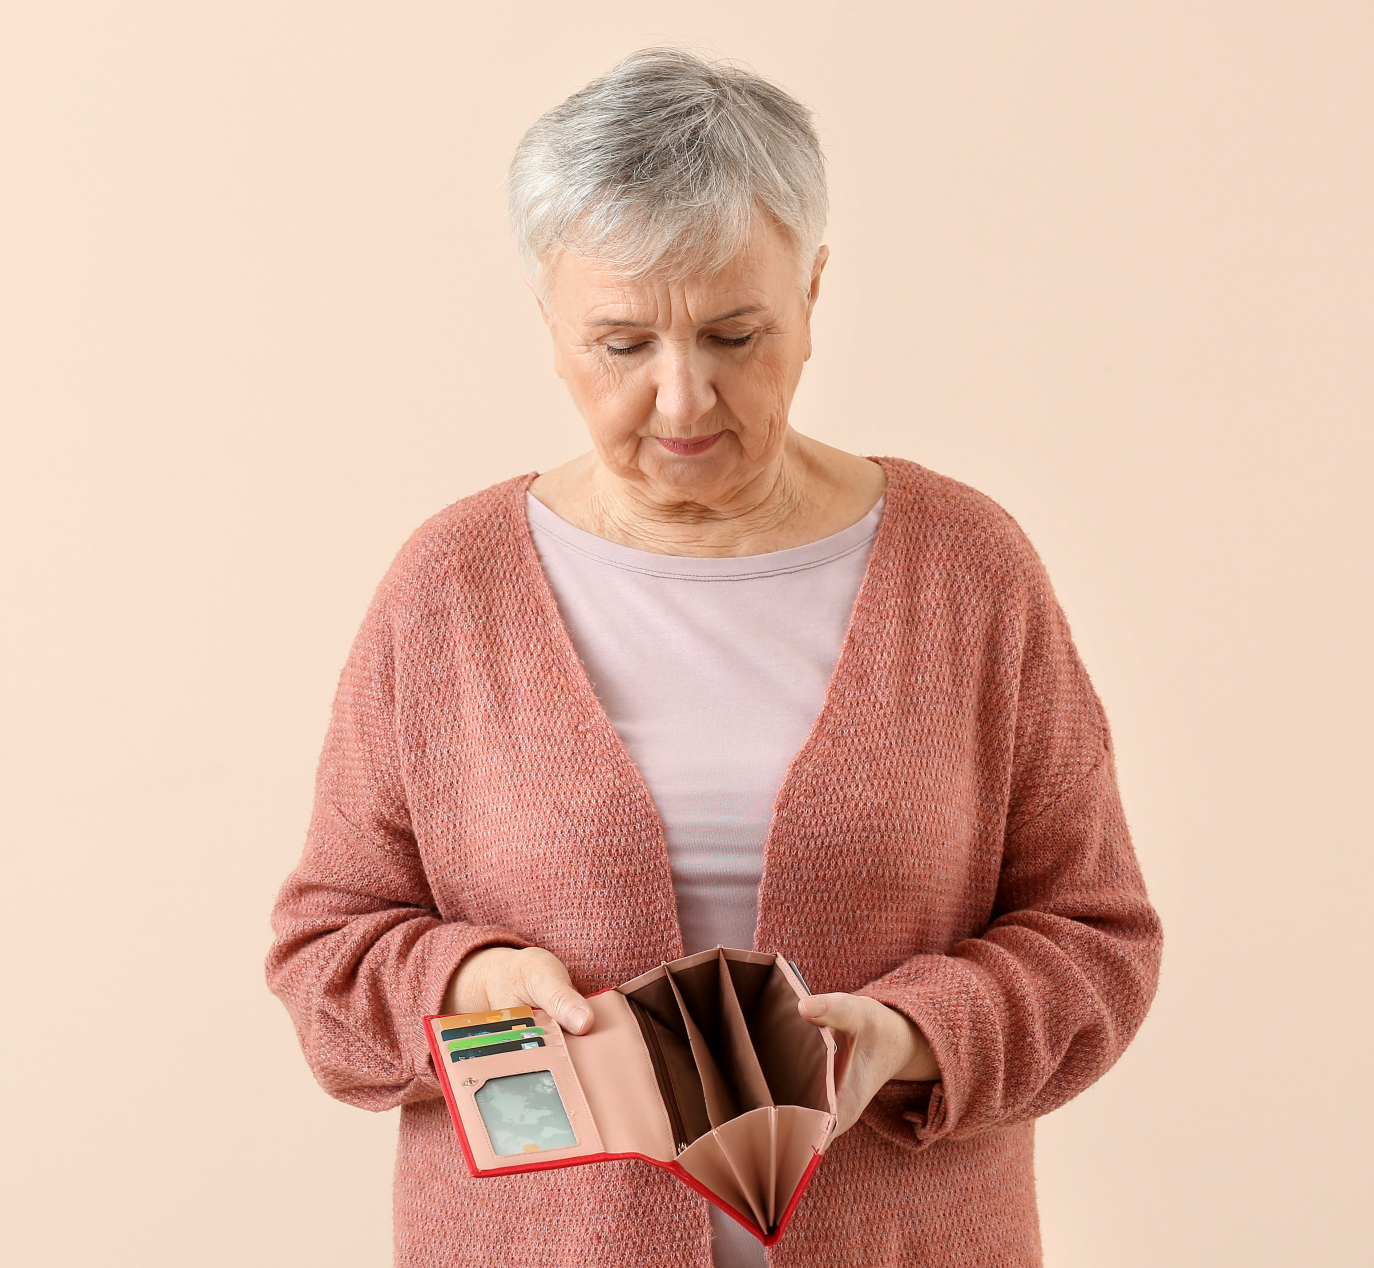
[528,433,886,558]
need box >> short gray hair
[507,47,827,289]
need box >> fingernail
[567,1008,591,1032]
[801,996,826,1018]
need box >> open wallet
[423,946,840,1246]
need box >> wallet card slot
[664,967,739,1129]
[716,948,774,1114]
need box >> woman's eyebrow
[583,304,767,329]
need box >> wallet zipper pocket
[628,998,691,1155]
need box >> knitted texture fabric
[267,457,1162,1268]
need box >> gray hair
[507,47,827,290]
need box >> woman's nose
[653,348,717,428]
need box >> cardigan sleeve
[265,578,533,1112]
[855,536,1163,1149]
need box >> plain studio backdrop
[2,4,1370,1265]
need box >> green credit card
[447,1027,545,1054]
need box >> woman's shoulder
[374,473,536,602]
[877,457,1046,587]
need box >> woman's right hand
[442,945,595,1035]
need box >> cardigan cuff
[401,921,536,1102]
[854,954,974,1150]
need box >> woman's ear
[523,272,566,380]
[807,245,829,314]
[802,244,829,361]
[524,274,551,325]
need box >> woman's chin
[637,465,750,507]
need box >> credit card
[448,1027,545,1054]
[437,1006,534,1034]
[441,1016,540,1042]
[450,1036,546,1062]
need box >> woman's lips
[656,432,723,456]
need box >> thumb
[527,970,593,1036]
[797,992,866,1035]
[799,992,858,1093]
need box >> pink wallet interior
[429,947,838,1241]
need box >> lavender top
[525,491,884,957]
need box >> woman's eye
[715,334,754,348]
[605,342,646,357]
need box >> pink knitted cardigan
[267,457,1162,1267]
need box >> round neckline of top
[523,491,886,582]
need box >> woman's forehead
[576,292,772,331]
[547,232,800,328]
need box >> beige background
[3,3,1370,1265]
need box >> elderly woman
[268,48,1161,1268]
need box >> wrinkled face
[539,219,826,506]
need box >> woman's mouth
[656,432,723,456]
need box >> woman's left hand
[797,993,941,1139]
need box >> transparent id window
[474,1070,578,1156]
